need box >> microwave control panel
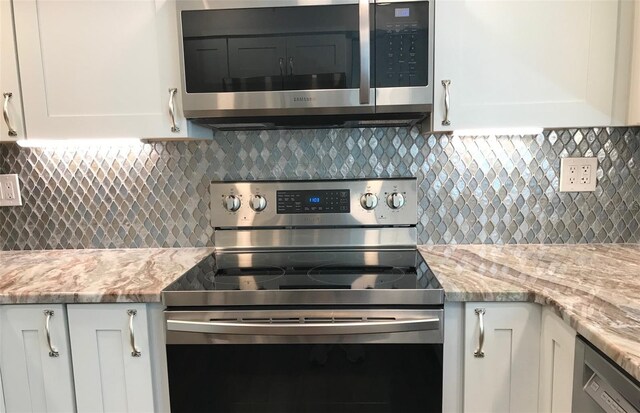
[375,2,429,88]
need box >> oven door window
[167,344,442,413]
[181,5,364,93]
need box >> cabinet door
[0,305,76,413]
[433,0,620,130]
[67,303,155,413]
[285,35,348,76]
[538,306,576,413]
[0,0,24,141]
[12,0,188,139]
[183,38,229,93]
[629,2,640,125]
[227,37,286,90]
[0,309,5,413]
[0,366,4,413]
[464,302,541,413]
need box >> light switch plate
[559,157,598,192]
[0,174,22,206]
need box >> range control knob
[386,192,405,209]
[223,195,241,212]
[250,195,267,212]
[360,193,378,210]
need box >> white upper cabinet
[433,0,626,131]
[629,2,640,125]
[0,0,25,141]
[0,305,76,413]
[12,0,190,139]
[463,302,541,413]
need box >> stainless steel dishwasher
[573,336,640,413]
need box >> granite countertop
[0,248,214,304]
[419,244,640,382]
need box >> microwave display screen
[395,8,411,17]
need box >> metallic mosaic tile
[0,127,638,250]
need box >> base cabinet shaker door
[538,306,576,413]
[67,304,155,413]
[463,302,541,413]
[0,305,76,413]
[0,365,4,413]
[0,309,5,413]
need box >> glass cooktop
[164,250,442,293]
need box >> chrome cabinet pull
[168,88,180,133]
[43,310,59,358]
[279,57,285,76]
[127,309,142,357]
[441,80,451,126]
[2,92,18,137]
[358,0,371,104]
[474,308,486,358]
[288,57,294,75]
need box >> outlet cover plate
[559,157,598,192]
[0,174,22,206]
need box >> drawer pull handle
[474,308,486,358]
[168,88,180,133]
[44,310,59,357]
[441,80,451,126]
[3,92,18,137]
[127,309,142,357]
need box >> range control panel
[210,178,417,228]
[277,190,350,214]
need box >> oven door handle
[166,317,440,336]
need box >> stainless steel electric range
[163,178,444,413]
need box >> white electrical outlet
[0,174,22,206]
[559,157,598,192]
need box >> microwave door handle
[359,0,371,104]
[167,317,440,336]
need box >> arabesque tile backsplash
[0,126,638,250]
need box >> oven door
[165,309,443,412]
[177,0,375,118]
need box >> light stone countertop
[419,244,640,382]
[0,248,214,304]
[0,244,637,381]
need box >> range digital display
[277,190,350,214]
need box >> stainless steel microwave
[177,0,434,129]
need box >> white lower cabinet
[0,303,167,413]
[0,366,5,413]
[67,303,157,413]
[0,312,5,413]
[538,307,576,413]
[0,305,76,413]
[463,302,542,413]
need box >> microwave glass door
[181,5,362,93]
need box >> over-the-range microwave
[177,0,434,129]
